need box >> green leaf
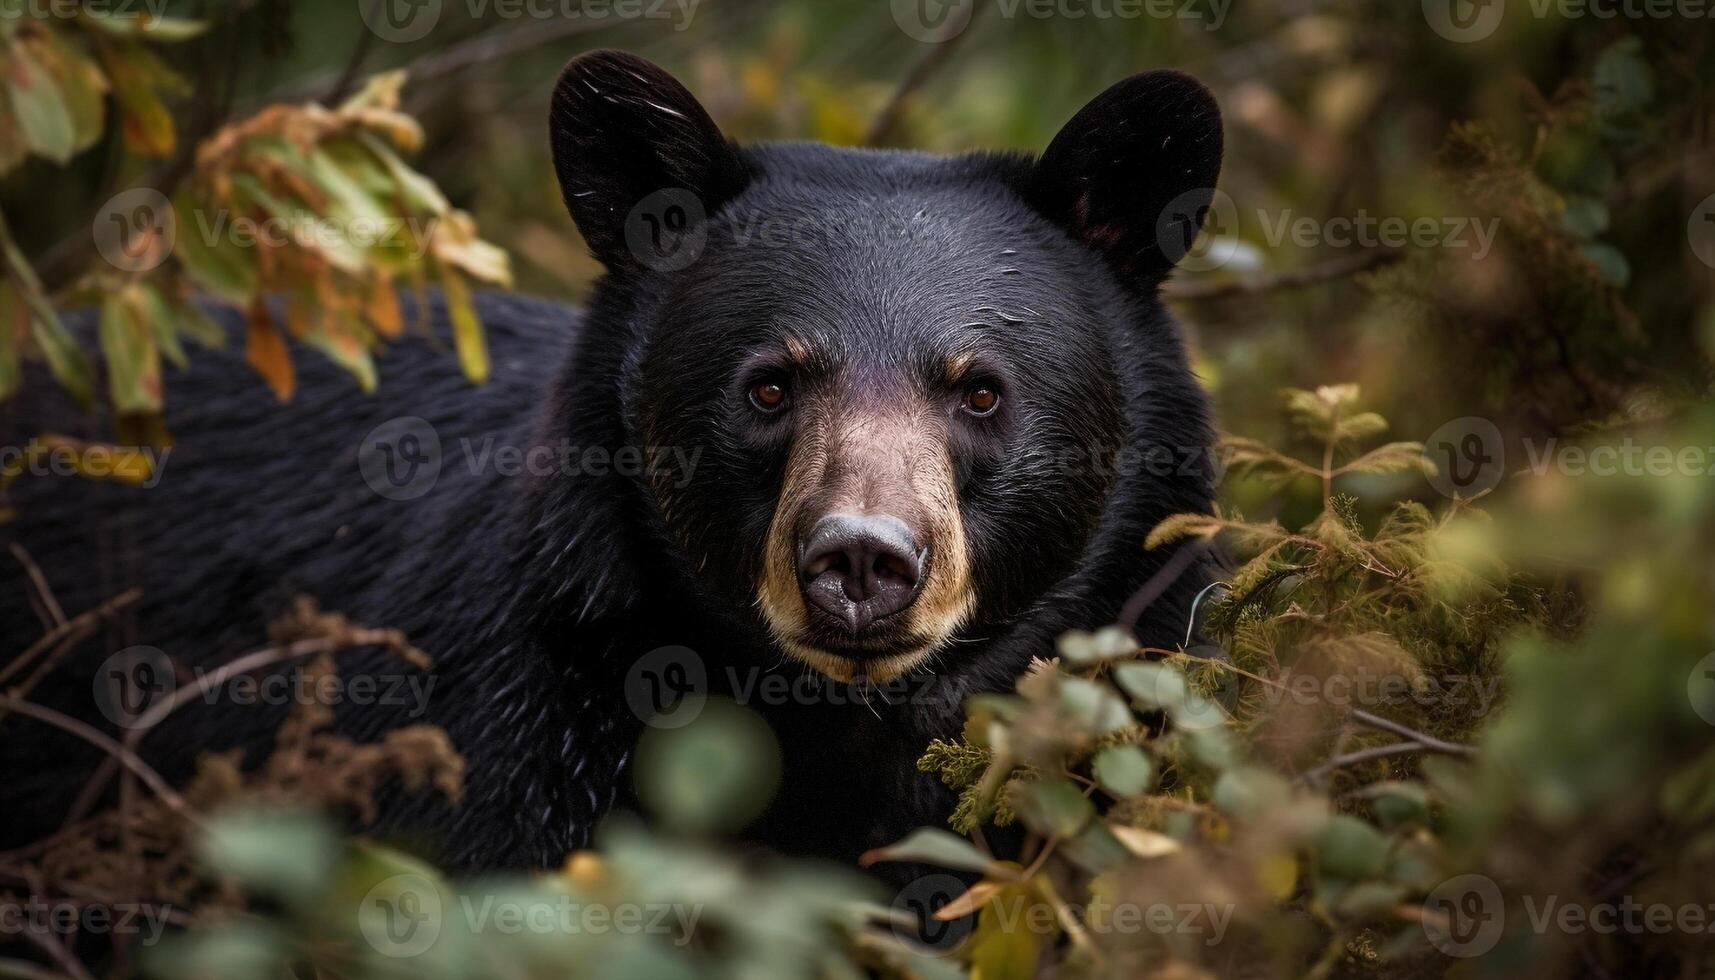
[1091,744,1153,796]
[858,827,1008,876]
[78,9,208,40]
[1317,815,1392,881]
[1357,780,1431,829]
[132,282,186,370]
[1334,881,1408,919]
[1057,677,1132,735]
[1011,778,1094,838]
[1560,196,1609,240]
[1580,241,1630,287]
[1113,661,1188,711]
[633,699,781,836]
[5,36,76,162]
[1213,767,1290,822]
[1592,38,1653,119]
[198,807,339,905]
[99,289,161,413]
[173,192,258,302]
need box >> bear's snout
[797,513,926,634]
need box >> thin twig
[1164,248,1404,302]
[1,589,142,685]
[11,932,91,980]
[10,544,66,629]
[0,955,75,980]
[1298,740,1428,784]
[1118,539,1211,636]
[1350,708,1476,757]
[0,695,200,826]
[65,628,416,824]
[326,0,383,103]
[864,1,987,146]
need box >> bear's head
[549,51,1221,684]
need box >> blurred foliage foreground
[3,5,1715,980]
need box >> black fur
[0,51,1221,870]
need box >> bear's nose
[797,513,925,633]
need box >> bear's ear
[549,50,748,271]
[1024,70,1224,282]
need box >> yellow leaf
[1109,824,1183,859]
[437,261,488,385]
[968,882,1049,980]
[99,43,180,156]
[1258,850,1298,901]
[35,434,152,485]
[933,879,1006,921]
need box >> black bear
[0,51,1222,869]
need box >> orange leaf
[366,273,403,339]
[245,303,294,402]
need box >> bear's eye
[749,380,788,413]
[962,385,1001,418]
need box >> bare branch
[1165,249,1404,302]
